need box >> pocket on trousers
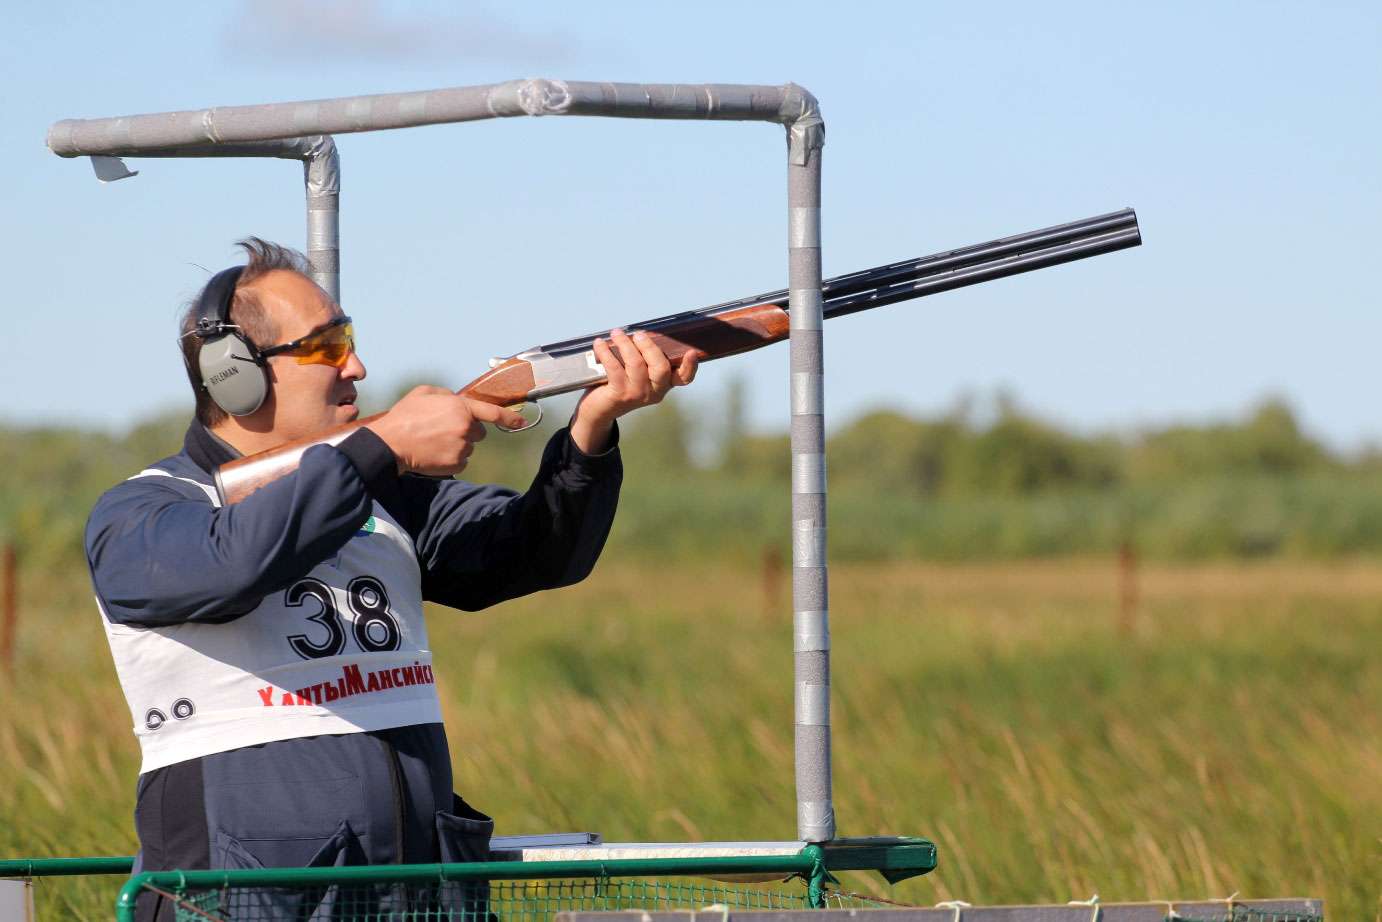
[212,822,371,921]
[435,796,496,922]
[213,819,358,870]
[436,794,494,864]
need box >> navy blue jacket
[86,421,622,919]
[88,421,622,627]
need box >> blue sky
[4,1,1380,450]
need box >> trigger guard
[497,401,543,433]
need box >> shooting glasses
[260,316,355,367]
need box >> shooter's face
[248,270,367,445]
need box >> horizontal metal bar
[820,842,936,872]
[48,80,813,157]
[0,856,133,877]
[118,852,820,895]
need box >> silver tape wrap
[790,207,821,249]
[293,102,321,135]
[794,610,830,653]
[302,135,341,299]
[562,82,791,121]
[788,290,823,330]
[487,79,573,117]
[301,136,340,197]
[197,109,220,144]
[792,453,826,495]
[795,681,830,727]
[797,802,836,843]
[791,373,824,418]
[779,83,825,167]
[793,520,827,568]
[398,93,429,123]
[109,118,134,151]
[345,97,373,131]
[307,210,340,300]
[47,80,818,157]
[306,210,339,250]
[47,120,75,156]
[787,110,831,844]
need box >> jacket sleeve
[86,434,395,627]
[400,425,623,611]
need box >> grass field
[2,558,1378,920]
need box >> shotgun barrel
[533,208,1139,357]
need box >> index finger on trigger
[466,398,530,431]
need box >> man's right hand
[365,385,529,476]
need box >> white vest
[102,471,443,774]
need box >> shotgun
[215,207,1140,503]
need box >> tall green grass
[2,559,1378,919]
[606,471,1382,561]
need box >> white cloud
[223,0,577,65]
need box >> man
[85,238,696,919]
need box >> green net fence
[1,848,1323,921]
[111,850,873,922]
[142,875,884,922]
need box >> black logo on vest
[145,697,196,731]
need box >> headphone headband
[193,266,247,339]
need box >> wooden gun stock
[214,303,790,504]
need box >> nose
[341,349,366,381]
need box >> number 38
[284,575,401,659]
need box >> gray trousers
[132,723,493,921]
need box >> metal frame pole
[785,101,833,844]
[48,77,832,843]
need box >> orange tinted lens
[294,323,354,366]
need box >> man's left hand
[569,328,698,454]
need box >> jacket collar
[183,421,241,475]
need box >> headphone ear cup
[199,334,269,416]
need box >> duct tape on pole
[46,81,807,157]
[785,89,833,844]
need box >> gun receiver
[215,208,1140,504]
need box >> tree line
[3,384,1378,569]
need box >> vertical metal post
[786,94,833,844]
[803,844,828,908]
[300,137,341,302]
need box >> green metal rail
[0,856,133,877]
[3,841,939,921]
[115,850,830,922]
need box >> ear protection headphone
[190,266,271,416]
